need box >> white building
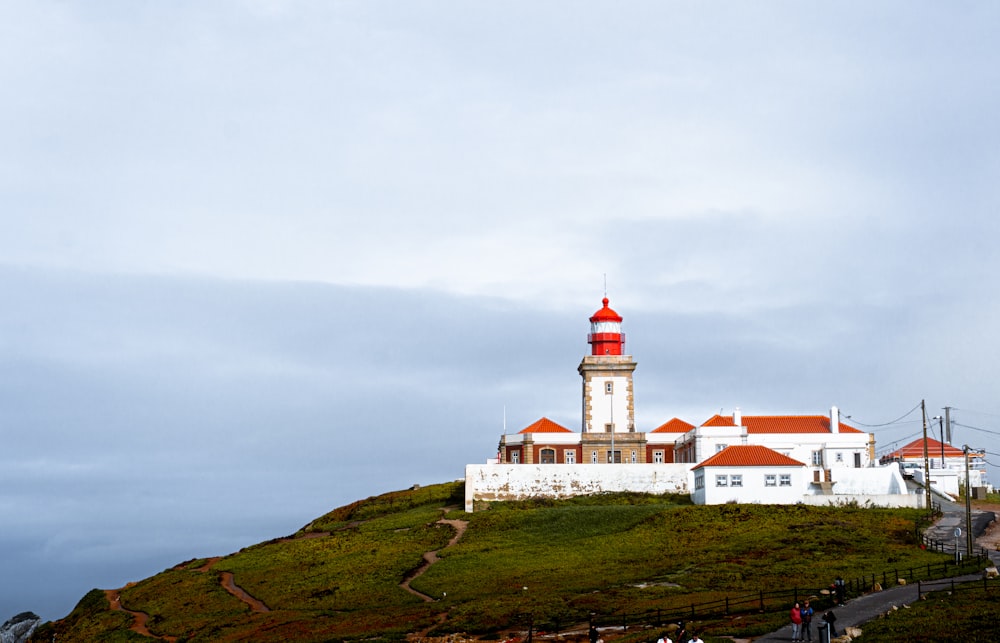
[467,297,915,511]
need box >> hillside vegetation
[34,482,974,642]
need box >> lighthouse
[579,297,637,462]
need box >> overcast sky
[2,1,999,622]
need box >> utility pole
[921,400,932,518]
[932,416,945,466]
[964,445,973,556]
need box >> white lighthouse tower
[579,297,637,462]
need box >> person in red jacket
[790,602,803,641]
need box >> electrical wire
[952,421,1000,437]
[841,401,922,428]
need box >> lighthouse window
[564,450,576,464]
[540,449,555,464]
[653,450,664,463]
[511,451,520,464]
[605,381,614,394]
[591,451,598,463]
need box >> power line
[842,402,922,428]
[952,421,1000,437]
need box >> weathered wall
[464,463,691,511]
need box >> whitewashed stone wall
[464,463,691,512]
[821,465,909,496]
[800,494,925,508]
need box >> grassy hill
[32,482,989,642]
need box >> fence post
[917,579,921,597]
[760,589,764,612]
[725,596,730,615]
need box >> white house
[691,445,807,505]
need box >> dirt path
[104,589,178,642]
[220,571,271,612]
[400,516,469,602]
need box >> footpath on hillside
[750,502,999,642]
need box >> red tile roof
[881,437,968,460]
[702,414,863,434]
[693,445,806,469]
[650,418,695,433]
[518,417,573,434]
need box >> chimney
[830,406,839,433]
[733,407,742,426]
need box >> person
[688,635,703,643]
[790,602,803,641]
[589,625,599,643]
[834,577,846,605]
[799,600,814,641]
[822,610,837,637]
[655,634,672,643]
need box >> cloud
[1,0,999,622]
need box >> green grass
[859,585,1000,642]
[35,483,976,642]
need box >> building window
[605,381,614,394]
[631,450,637,463]
[605,423,615,433]
[812,451,822,466]
[779,474,792,487]
[730,475,743,487]
[765,474,777,487]
[540,448,555,464]
[591,451,598,463]
[608,450,621,463]
[716,444,727,453]
[511,451,520,464]
[836,453,844,463]
[716,474,728,487]
[695,473,704,489]
[653,450,664,464]
[565,450,576,464]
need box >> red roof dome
[589,297,622,323]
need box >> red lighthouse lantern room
[588,298,625,355]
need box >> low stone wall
[464,463,691,512]
[799,493,925,508]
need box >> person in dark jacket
[822,610,837,637]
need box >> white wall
[465,463,922,511]
[800,494,925,509]
[820,465,909,496]
[696,466,806,505]
[464,463,690,512]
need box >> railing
[507,554,988,636]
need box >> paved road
[751,505,997,642]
